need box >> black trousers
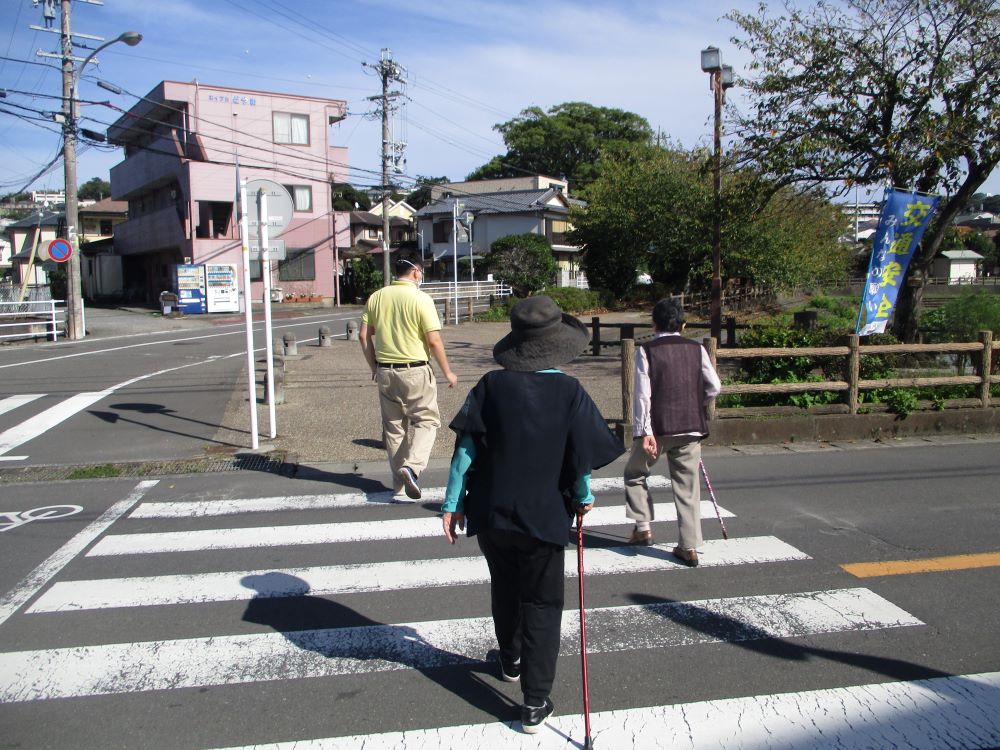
[477,528,565,706]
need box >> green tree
[569,142,852,300]
[482,233,557,297]
[727,0,1000,341]
[467,102,653,196]
[963,230,997,266]
[331,183,371,211]
[78,177,111,201]
[405,175,449,210]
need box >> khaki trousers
[376,365,440,491]
[623,435,703,550]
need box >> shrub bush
[541,287,603,313]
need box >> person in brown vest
[623,297,721,566]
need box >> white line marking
[0,394,44,417]
[29,536,807,611]
[0,354,242,457]
[0,457,28,461]
[89,501,733,556]
[0,481,157,627]
[0,392,109,456]
[208,671,1000,750]
[128,477,673,518]
[0,588,920,702]
[0,313,357,371]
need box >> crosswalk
[2,476,998,748]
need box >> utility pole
[363,49,406,286]
[60,0,84,340]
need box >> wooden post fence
[620,338,635,448]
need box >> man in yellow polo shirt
[360,254,458,501]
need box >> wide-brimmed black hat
[493,295,589,372]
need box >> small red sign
[48,239,73,263]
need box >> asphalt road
[0,439,998,748]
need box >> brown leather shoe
[672,546,699,567]
[628,528,654,546]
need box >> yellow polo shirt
[361,280,441,363]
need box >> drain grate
[0,452,297,484]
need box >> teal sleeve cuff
[442,434,476,513]
[573,472,594,506]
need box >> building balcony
[110,136,185,200]
[113,205,187,256]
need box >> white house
[932,249,984,284]
[414,187,587,287]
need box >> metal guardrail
[419,281,513,300]
[0,299,65,342]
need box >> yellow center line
[842,552,1000,578]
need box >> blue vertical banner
[857,189,939,336]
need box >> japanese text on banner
[857,190,939,336]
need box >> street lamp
[62,28,142,340]
[701,46,734,344]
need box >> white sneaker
[398,466,421,500]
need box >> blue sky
[1,0,997,200]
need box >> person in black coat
[441,295,624,734]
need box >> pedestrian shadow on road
[240,572,518,723]
[624,591,952,684]
[91,402,249,446]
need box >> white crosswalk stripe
[29,536,808,611]
[209,671,1000,750]
[126,476,672,518]
[87,500,733,556]
[2,478,975,748]
[0,588,919,702]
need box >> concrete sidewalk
[214,312,650,474]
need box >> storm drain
[0,452,296,484]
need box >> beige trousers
[376,365,440,491]
[623,435,703,550]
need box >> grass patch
[66,464,122,480]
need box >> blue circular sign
[48,238,73,263]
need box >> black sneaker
[398,466,421,500]
[498,653,520,683]
[521,698,554,734]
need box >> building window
[546,218,568,246]
[249,259,262,281]
[433,220,452,243]
[366,227,380,239]
[278,248,315,281]
[100,219,113,235]
[283,185,312,212]
[273,112,309,145]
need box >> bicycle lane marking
[0,480,158,628]
[0,352,241,459]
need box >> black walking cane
[576,513,594,750]
[699,459,728,539]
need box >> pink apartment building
[107,81,351,306]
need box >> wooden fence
[618,332,998,430]
[590,316,747,352]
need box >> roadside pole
[238,177,259,449]
[258,189,277,439]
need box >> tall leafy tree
[571,143,853,300]
[405,175,449,210]
[481,233,557,297]
[331,183,371,211]
[467,102,653,196]
[78,177,111,201]
[727,0,1000,340]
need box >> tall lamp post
[61,22,142,339]
[700,46,734,345]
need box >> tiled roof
[415,189,571,217]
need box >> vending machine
[174,264,207,314]
[205,263,240,313]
